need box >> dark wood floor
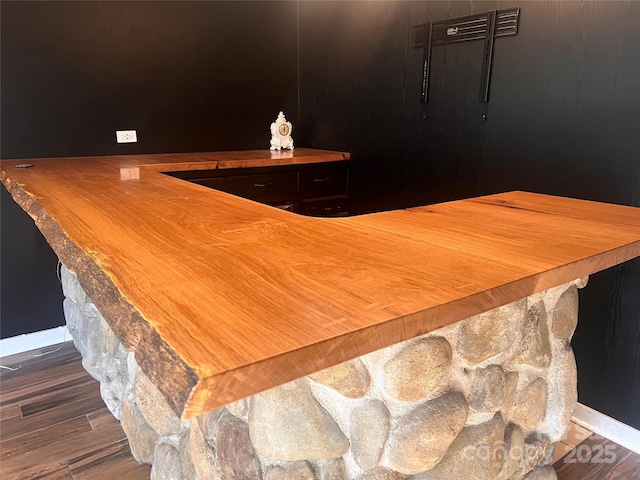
[1,341,639,480]
[554,432,640,480]
[0,342,150,480]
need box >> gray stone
[510,302,552,369]
[458,299,527,364]
[60,265,86,305]
[350,400,390,470]
[178,429,198,480]
[552,286,579,340]
[106,327,122,358]
[574,276,588,289]
[469,365,505,412]
[541,347,577,441]
[512,435,553,478]
[151,442,184,480]
[189,417,222,479]
[114,336,130,361]
[133,370,183,437]
[496,423,525,480]
[99,353,127,419]
[381,391,468,474]
[195,407,224,441]
[413,413,505,480]
[63,297,88,357]
[355,468,406,480]
[501,371,519,416]
[61,261,580,480]
[265,462,316,480]
[510,378,548,431]
[127,351,141,382]
[121,390,159,464]
[309,358,370,398]
[217,413,262,480]
[63,296,107,381]
[317,458,347,480]
[383,337,452,402]
[226,398,249,418]
[81,300,101,322]
[523,466,558,480]
[84,313,111,380]
[249,379,349,461]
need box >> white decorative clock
[269,111,294,151]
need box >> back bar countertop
[2,149,640,419]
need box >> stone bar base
[61,265,587,480]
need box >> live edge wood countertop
[2,148,640,419]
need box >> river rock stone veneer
[61,264,587,480]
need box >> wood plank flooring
[2,341,640,479]
[554,430,640,479]
[552,421,595,465]
[0,342,150,480]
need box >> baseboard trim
[572,402,640,455]
[0,326,71,358]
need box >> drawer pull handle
[253,182,273,187]
[313,177,331,182]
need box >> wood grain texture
[554,433,640,480]
[138,149,350,172]
[0,389,123,478]
[2,150,639,419]
[0,343,150,480]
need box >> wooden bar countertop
[2,148,640,419]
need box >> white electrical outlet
[116,130,137,143]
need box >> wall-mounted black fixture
[413,7,520,103]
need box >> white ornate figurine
[269,111,294,151]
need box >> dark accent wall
[298,1,640,429]
[0,187,64,338]
[1,1,298,158]
[1,1,299,337]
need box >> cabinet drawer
[267,199,296,212]
[301,195,349,217]
[299,167,348,194]
[226,172,297,199]
[191,177,225,190]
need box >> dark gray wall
[1,187,64,338]
[298,1,640,429]
[1,1,298,158]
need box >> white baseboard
[572,402,640,455]
[0,326,71,358]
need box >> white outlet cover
[116,130,137,143]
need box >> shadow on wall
[1,188,64,338]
